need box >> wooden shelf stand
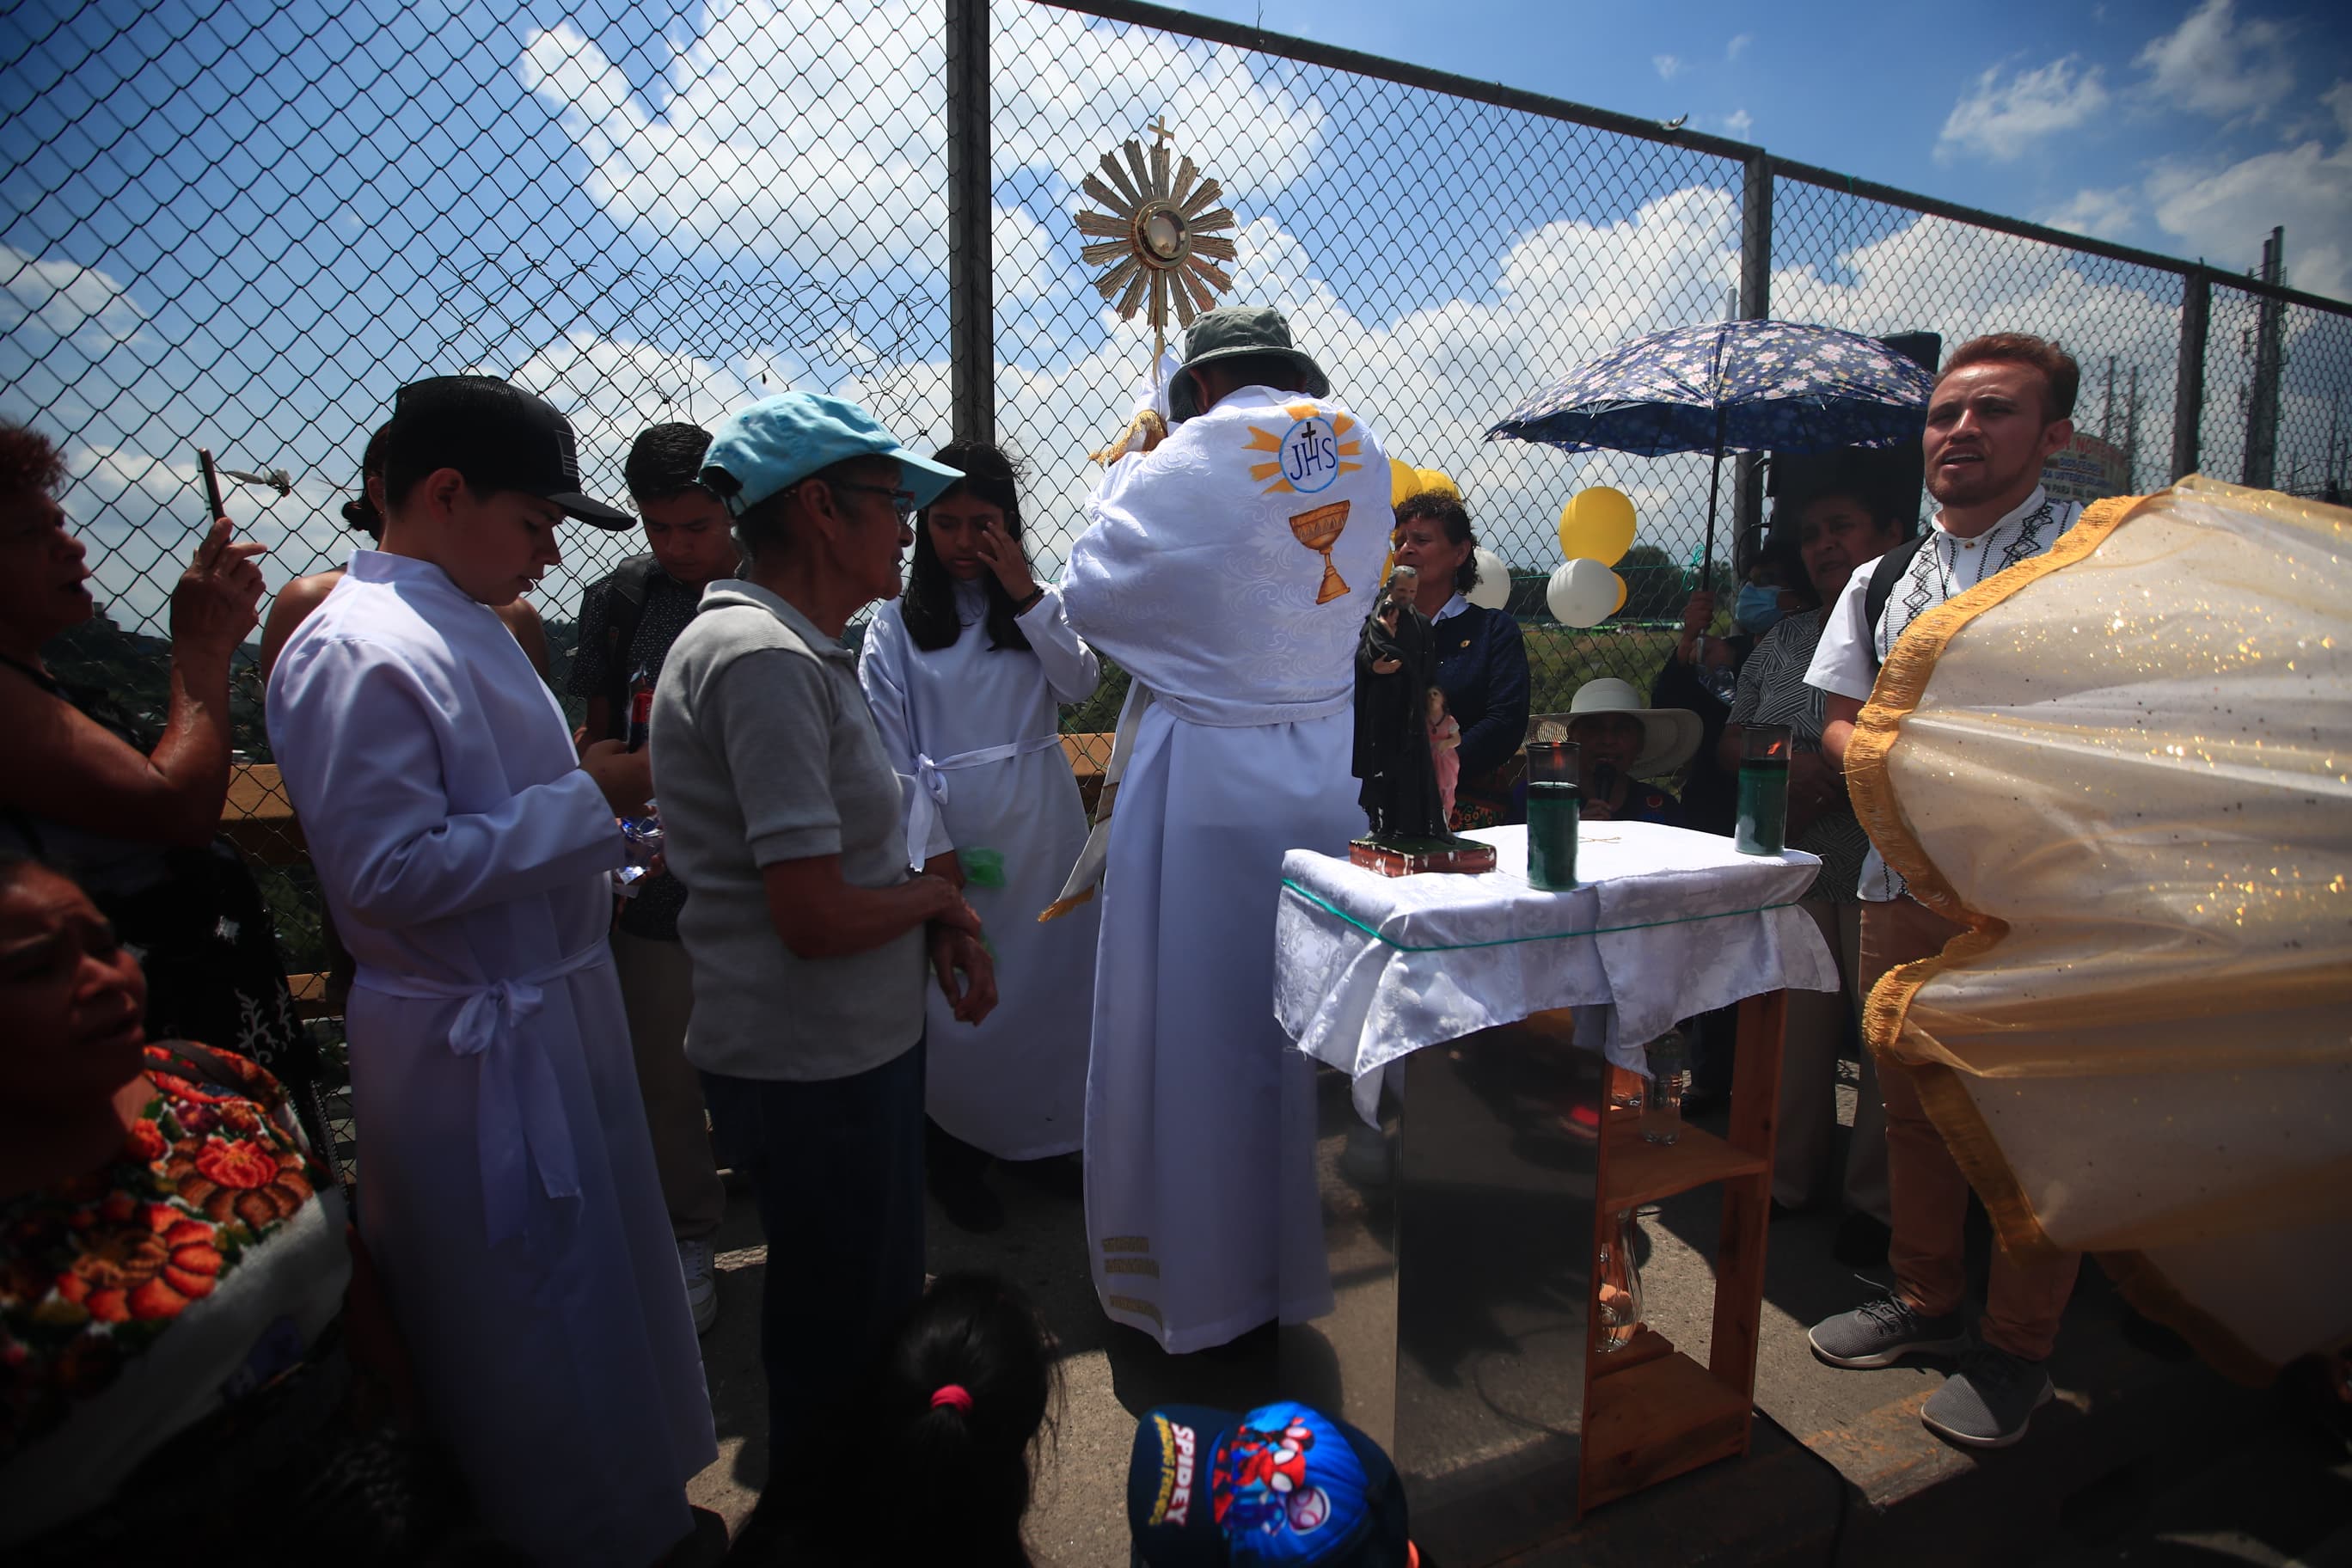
[1577,989,1788,1516]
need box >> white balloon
[1466,547,1512,610]
[1547,558,1618,628]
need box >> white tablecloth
[1276,822,1840,1121]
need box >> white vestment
[858,579,1102,1159]
[1062,384,1390,1351]
[265,551,715,1565]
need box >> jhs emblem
[1278,414,1341,493]
[1243,403,1365,497]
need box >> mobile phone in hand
[197,447,226,524]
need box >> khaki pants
[1773,898,1890,1222]
[612,929,726,1241]
[1863,897,2080,1361]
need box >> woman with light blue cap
[648,391,997,1460]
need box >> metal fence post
[1733,153,1772,567]
[2171,267,2208,481]
[946,0,995,444]
[2243,226,2285,489]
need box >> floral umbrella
[1486,319,1935,576]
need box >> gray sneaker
[1921,1343,2055,1449]
[678,1236,718,1336]
[1808,1294,1971,1369]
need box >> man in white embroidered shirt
[1801,334,2086,1450]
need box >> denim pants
[701,1038,927,1458]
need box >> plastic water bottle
[624,663,654,752]
[1643,1030,1692,1145]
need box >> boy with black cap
[266,376,717,1566]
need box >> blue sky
[4,0,2348,632]
[1163,0,2352,295]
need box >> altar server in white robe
[266,377,716,1566]
[1055,306,1390,1352]
[858,440,1101,1221]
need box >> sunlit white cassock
[266,551,715,1566]
[859,578,1102,1158]
[1059,385,1389,1352]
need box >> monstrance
[1077,118,1238,391]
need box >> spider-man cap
[1127,1401,1415,1568]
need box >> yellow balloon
[1415,467,1461,499]
[1560,487,1637,566]
[1610,571,1628,616]
[1388,458,1421,508]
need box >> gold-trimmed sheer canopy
[1853,476,2352,1382]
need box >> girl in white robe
[859,442,1101,1178]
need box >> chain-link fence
[1768,176,2188,493]
[8,0,2350,1174]
[991,1,1745,729]
[2203,281,2352,499]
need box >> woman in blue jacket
[1388,491,1531,828]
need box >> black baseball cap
[384,376,633,530]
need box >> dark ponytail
[901,440,1032,654]
[340,420,393,540]
[727,1272,1055,1567]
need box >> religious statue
[1351,570,1493,874]
[1354,567,1444,839]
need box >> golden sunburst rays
[1076,119,1237,358]
[1243,404,1366,494]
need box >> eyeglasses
[815,480,919,524]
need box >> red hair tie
[930,1384,974,1415]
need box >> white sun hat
[1565,677,1705,780]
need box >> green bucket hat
[1166,305,1331,424]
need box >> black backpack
[591,552,664,739]
[1861,536,1929,672]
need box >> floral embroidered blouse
[0,1043,350,1547]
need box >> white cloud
[519,4,949,273]
[1938,56,2111,162]
[501,332,793,606]
[1653,54,1684,81]
[1726,34,1753,62]
[2040,187,2138,240]
[0,245,147,347]
[2136,0,2294,122]
[521,0,1326,277]
[2147,80,2352,302]
[991,24,1328,192]
[994,203,1066,305]
[1724,109,1755,140]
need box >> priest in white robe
[266,377,715,1565]
[1057,307,1390,1352]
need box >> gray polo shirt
[651,579,923,1081]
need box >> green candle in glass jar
[1524,740,1581,890]
[1736,723,1792,857]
